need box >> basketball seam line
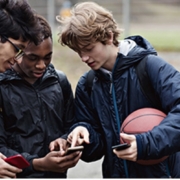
[121,114,166,132]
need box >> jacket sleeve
[69,73,105,162]
[0,91,39,177]
[56,70,75,139]
[136,55,180,160]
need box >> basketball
[120,108,168,165]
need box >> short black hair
[36,14,52,41]
[0,0,42,45]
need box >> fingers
[68,126,90,147]
[6,165,22,174]
[113,133,137,161]
[0,153,6,159]
[0,169,17,178]
[49,138,67,152]
[49,150,65,157]
[59,141,67,152]
[67,151,82,168]
[120,133,135,144]
[0,159,22,178]
[57,151,82,172]
[34,150,82,173]
[113,149,136,161]
[68,133,79,147]
[47,151,81,173]
[49,141,56,151]
[82,130,90,144]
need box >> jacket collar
[0,63,58,82]
[93,35,157,81]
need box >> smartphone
[4,154,30,169]
[66,146,84,155]
[112,143,131,151]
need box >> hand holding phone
[66,146,84,155]
[112,143,131,151]
[4,154,30,169]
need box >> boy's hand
[67,126,90,147]
[33,150,82,173]
[49,138,67,152]
[0,156,22,178]
[113,133,137,162]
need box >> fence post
[122,0,130,37]
[47,0,55,32]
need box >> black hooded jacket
[0,64,74,178]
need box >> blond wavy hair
[56,1,123,53]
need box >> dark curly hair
[0,0,42,45]
[36,14,52,41]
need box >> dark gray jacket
[70,36,180,178]
[0,64,74,178]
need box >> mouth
[87,61,95,67]
[33,71,44,77]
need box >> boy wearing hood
[54,1,180,178]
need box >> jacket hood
[114,36,157,72]
[119,39,136,56]
[95,35,157,80]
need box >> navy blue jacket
[71,36,180,178]
[0,64,75,178]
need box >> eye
[44,55,52,60]
[85,47,93,52]
[25,55,38,61]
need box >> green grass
[126,30,180,52]
[54,28,180,52]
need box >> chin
[91,66,100,70]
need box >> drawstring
[112,82,129,178]
[165,159,171,178]
[123,160,129,178]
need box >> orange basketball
[120,108,168,165]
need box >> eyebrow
[45,52,53,56]
[26,52,53,57]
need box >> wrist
[32,157,46,171]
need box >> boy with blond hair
[54,1,180,178]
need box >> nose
[81,54,89,62]
[36,59,46,69]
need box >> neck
[106,46,119,71]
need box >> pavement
[67,159,103,178]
